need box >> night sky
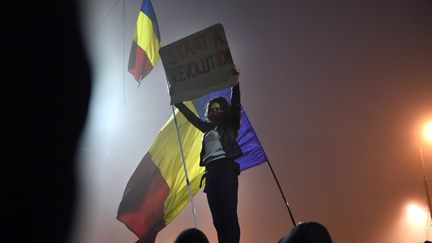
[72,1,432,242]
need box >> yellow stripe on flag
[135,11,160,66]
[148,101,205,224]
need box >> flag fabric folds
[128,0,160,83]
[117,88,268,243]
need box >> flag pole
[266,158,297,227]
[419,145,432,226]
[171,104,199,228]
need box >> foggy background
[71,0,432,242]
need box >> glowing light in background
[407,203,427,226]
[406,203,431,242]
[423,120,432,144]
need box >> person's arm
[174,102,212,133]
[231,69,241,131]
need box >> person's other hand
[233,65,240,76]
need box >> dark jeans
[204,158,240,243]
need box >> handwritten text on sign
[160,24,236,104]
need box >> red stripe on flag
[117,153,170,242]
[128,41,154,82]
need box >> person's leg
[222,169,240,243]
[208,166,240,243]
[206,170,228,243]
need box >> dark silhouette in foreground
[279,222,333,243]
[174,228,210,243]
[5,1,91,243]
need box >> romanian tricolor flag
[128,0,160,83]
[117,88,268,243]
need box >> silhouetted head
[279,222,333,243]
[205,97,231,124]
[174,227,209,243]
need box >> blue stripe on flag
[140,0,160,40]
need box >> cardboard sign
[160,23,237,104]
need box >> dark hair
[174,228,209,243]
[279,222,333,243]
[205,96,231,123]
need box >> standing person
[174,68,242,243]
